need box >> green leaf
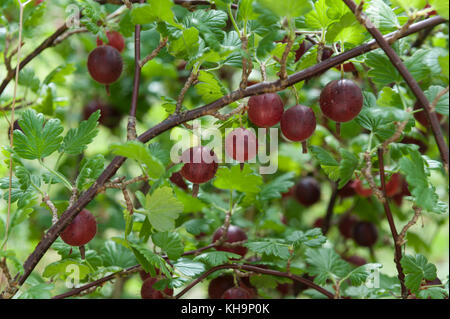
[101,240,137,268]
[365,51,401,85]
[141,187,183,232]
[195,70,227,104]
[338,149,358,188]
[391,0,427,12]
[19,69,40,92]
[366,0,400,32]
[305,248,350,285]
[401,254,437,293]
[287,228,327,248]
[309,145,340,181]
[425,85,449,116]
[60,110,100,155]
[76,154,104,190]
[237,0,256,22]
[326,12,365,45]
[110,140,164,179]
[258,0,313,19]
[42,259,90,280]
[429,0,449,19]
[259,172,295,201]
[131,0,179,27]
[213,164,263,193]
[173,258,205,277]
[13,109,63,160]
[304,0,332,29]
[128,242,172,277]
[43,64,76,85]
[194,251,241,267]
[399,149,446,214]
[347,263,383,286]
[245,240,290,259]
[404,50,430,82]
[168,27,200,59]
[438,54,449,79]
[152,232,184,260]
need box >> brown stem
[7,16,445,297]
[175,264,335,299]
[321,181,338,235]
[377,148,407,298]
[343,0,449,171]
[139,37,168,68]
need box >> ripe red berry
[294,177,321,206]
[344,255,367,267]
[225,128,258,162]
[208,275,234,299]
[60,209,97,247]
[141,277,173,299]
[319,79,363,123]
[352,179,373,197]
[169,171,188,191]
[180,146,218,184]
[34,0,45,5]
[97,31,125,53]
[247,93,284,128]
[276,283,292,296]
[221,287,252,299]
[295,40,313,62]
[353,221,378,247]
[413,101,443,128]
[212,225,248,258]
[8,120,23,139]
[321,47,334,61]
[313,217,324,229]
[338,181,356,198]
[385,173,402,197]
[338,214,358,239]
[401,136,428,154]
[280,105,316,144]
[83,99,121,129]
[87,45,123,85]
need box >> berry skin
[313,217,324,229]
[97,31,125,53]
[338,181,356,198]
[247,93,284,128]
[212,225,248,258]
[221,287,252,299]
[280,105,316,142]
[319,79,363,123]
[60,209,97,247]
[225,128,258,162]
[141,278,173,299]
[8,120,23,140]
[385,173,402,197]
[413,101,443,128]
[344,255,367,267]
[353,221,378,247]
[180,146,218,184]
[83,99,121,129]
[295,40,313,62]
[352,179,373,197]
[169,171,188,191]
[401,136,428,154]
[294,177,321,207]
[338,214,358,239]
[208,275,234,299]
[87,45,123,85]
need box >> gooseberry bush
[0,0,448,301]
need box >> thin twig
[176,69,198,113]
[377,148,407,298]
[277,36,294,81]
[429,86,449,113]
[43,194,59,225]
[139,37,168,68]
[397,206,422,246]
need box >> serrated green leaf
[213,164,263,193]
[152,232,184,260]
